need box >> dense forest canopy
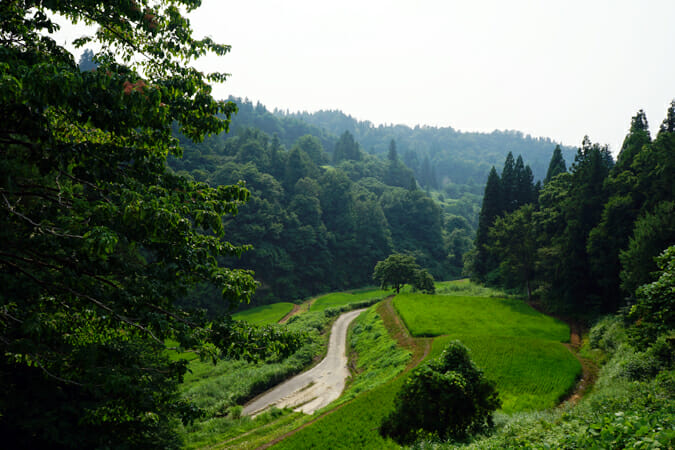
[277,107,576,186]
[166,97,575,309]
[3,1,672,447]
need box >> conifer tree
[553,137,613,311]
[615,110,651,173]
[333,130,361,162]
[501,152,517,213]
[472,167,502,282]
[588,110,652,309]
[388,139,398,161]
[544,145,567,184]
[659,99,675,134]
[514,155,535,208]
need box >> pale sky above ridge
[55,0,675,154]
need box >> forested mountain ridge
[277,107,577,187]
[169,125,453,309]
[168,98,572,310]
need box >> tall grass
[178,309,335,448]
[342,305,411,401]
[434,279,513,298]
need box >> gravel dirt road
[242,308,366,417]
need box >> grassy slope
[310,288,389,312]
[430,335,579,412]
[394,293,569,341]
[395,293,580,413]
[436,317,675,449]
[272,300,426,450]
[207,301,412,450]
[232,302,295,325]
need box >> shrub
[413,269,436,294]
[380,341,500,444]
[228,405,243,420]
[589,315,626,354]
[627,245,675,347]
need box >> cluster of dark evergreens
[471,105,675,318]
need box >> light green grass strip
[394,293,570,341]
[311,288,389,312]
[342,305,411,401]
[232,302,295,325]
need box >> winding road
[242,308,366,417]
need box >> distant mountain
[277,108,576,187]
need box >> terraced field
[395,293,581,412]
[178,281,581,448]
[232,302,296,325]
[310,288,389,312]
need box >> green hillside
[232,302,295,325]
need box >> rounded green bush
[379,341,501,444]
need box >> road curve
[242,308,366,416]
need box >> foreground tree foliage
[0,1,300,447]
[380,341,500,444]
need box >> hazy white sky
[61,0,675,154]
[186,0,675,153]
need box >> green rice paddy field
[395,293,581,412]
[180,282,582,448]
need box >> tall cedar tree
[501,152,517,213]
[545,137,614,312]
[544,145,568,184]
[514,155,536,207]
[472,167,502,281]
[333,130,361,162]
[587,110,651,310]
[388,139,398,161]
[620,102,675,297]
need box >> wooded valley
[1,1,673,449]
